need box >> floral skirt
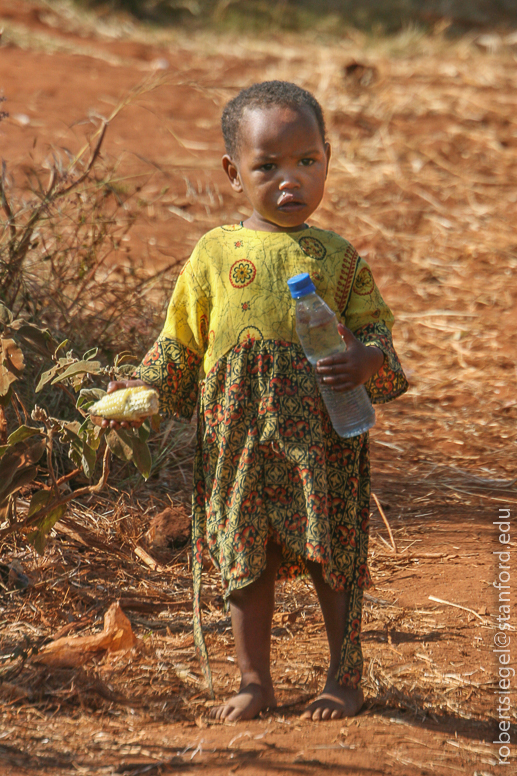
[191,339,373,692]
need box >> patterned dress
[136,224,408,693]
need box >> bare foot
[301,681,364,721]
[209,683,277,722]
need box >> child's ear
[324,142,331,179]
[222,155,243,193]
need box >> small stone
[13,113,30,126]
[475,34,502,53]
[151,58,170,70]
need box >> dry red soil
[0,1,516,774]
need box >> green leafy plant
[0,302,157,553]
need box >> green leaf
[77,388,106,410]
[0,338,25,395]
[0,385,12,407]
[0,304,13,326]
[81,442,97,479]
[28,489,51,517]
[78,417,101,451]
[0,465,39,509]
[59,422,81,446]
[114,351,137,368]
[7,425,43,446]
[104,428,153,479]
[131,436,152,480]
[55,339,69,356]
[51,360,102,384]
[117,364,139,378]
[105,428,134,462]
[36,364,60,393]
[61,423,83,469]
[63,421,82,434]
[138,422,150,443]
[10,321,56,357]
[27,503,67,555]
[83,347,99,361]
[0,438,46,502]
[105,428,151,478]
[68,444,82,470]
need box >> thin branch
[0,160,16,242]
[46,429,59,494]
[372,492,398,554]
[57,122,108,199]
[56,467,82,487]
[0,446,111,546]
[11,389,29,425]
[428,596,490,625]
[45,167,57,199]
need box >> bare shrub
[0,120,169,553]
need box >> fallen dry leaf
[34,601,138,668]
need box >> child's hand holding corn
[89,379,158,429]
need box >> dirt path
[0,1,516,774]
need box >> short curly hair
[221,80,326,158]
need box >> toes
[209,705,227,721]
[206,688,273,723]
[225,706,244,722]
[301,698,348,721]
[301,685,364,721]
[220,704,237,721]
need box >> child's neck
[241,216,310,233]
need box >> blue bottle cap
[287,272,316,299]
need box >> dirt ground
[0,1,516,774]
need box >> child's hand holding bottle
[288,272,382,438]
[315,324,384,392]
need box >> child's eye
[300,158,315,166]
[259,163,276,171]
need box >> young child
[107,81,408,722]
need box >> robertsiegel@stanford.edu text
[493,507,513,766]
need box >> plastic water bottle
[287,272,375,438]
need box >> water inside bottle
[297,317,344,363]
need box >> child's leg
[210,541,283,722]
[301,559,364,721]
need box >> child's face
[222,104,330,232]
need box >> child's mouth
[277,194,305,211]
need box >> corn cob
[88,386,159,422]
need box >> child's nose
[278,171,300,189]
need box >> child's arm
[334,254,407,404]
[98,240,210,430]
[316,323,384,392]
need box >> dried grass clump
[0,126,170,361]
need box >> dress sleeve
[342,257,408,405]
[134,245,209,422]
